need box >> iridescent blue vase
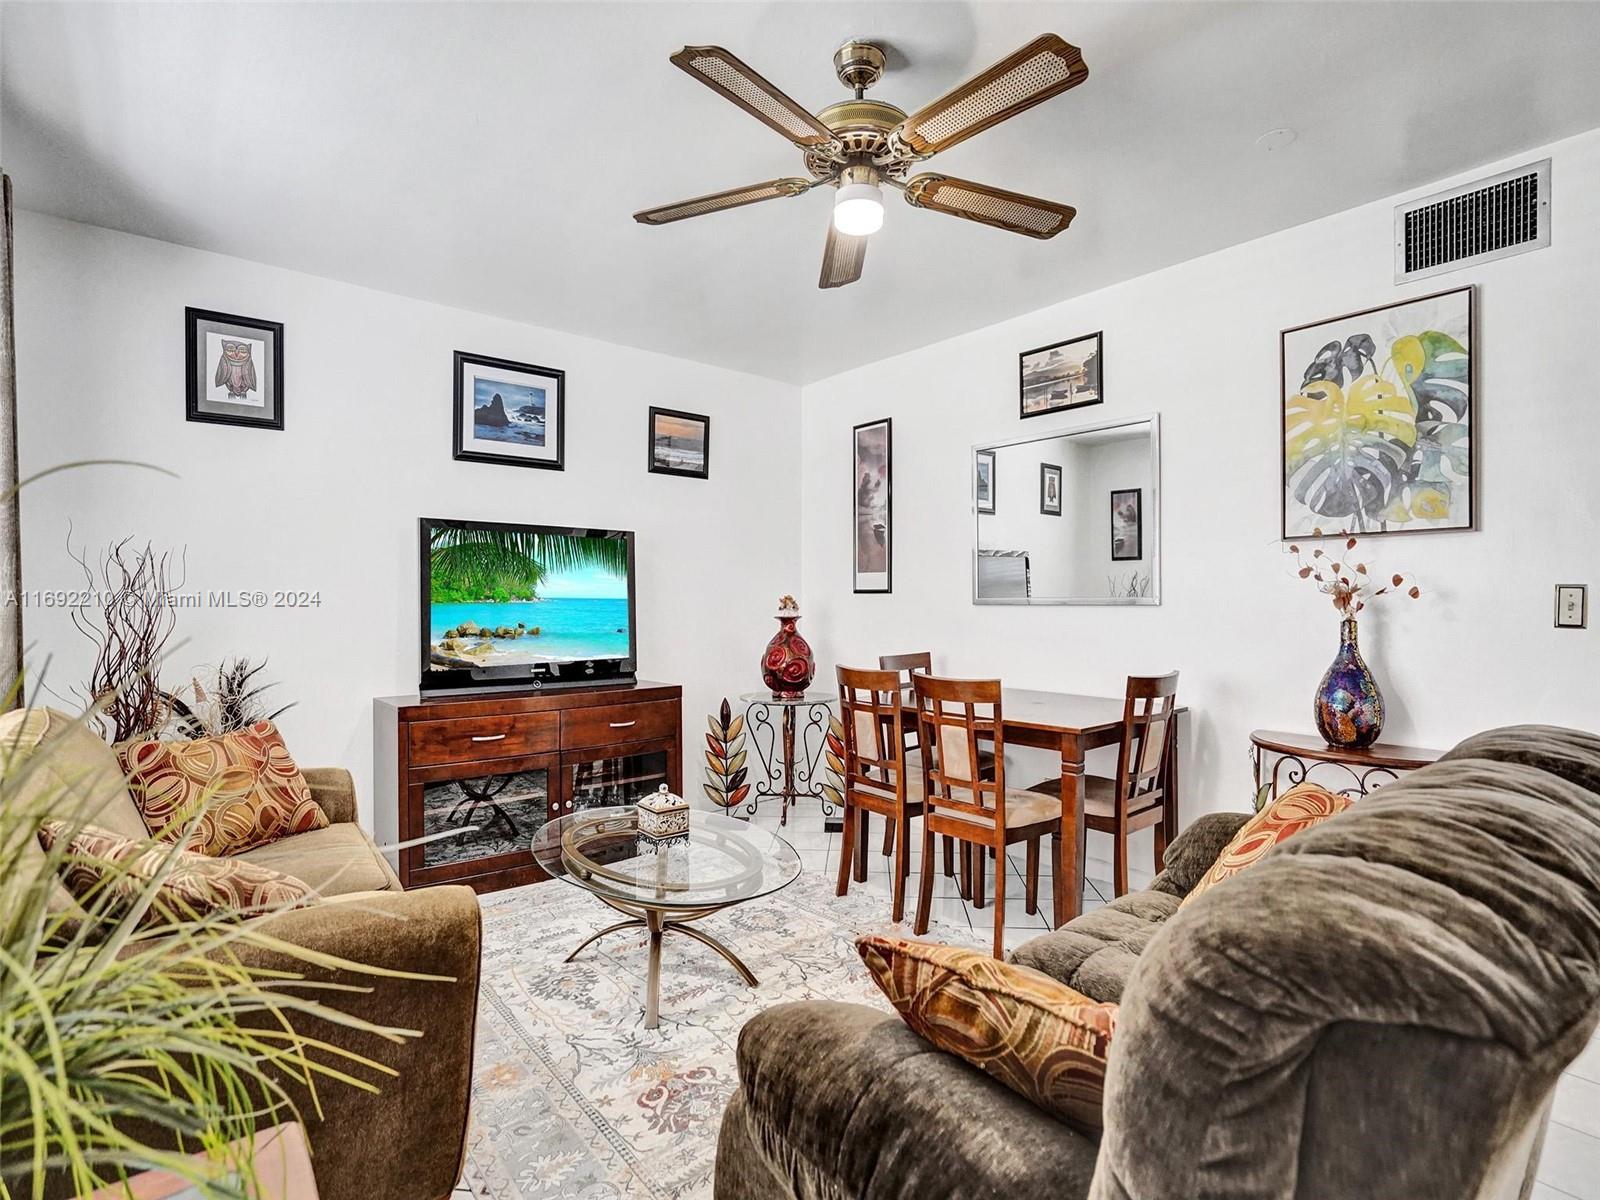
[1314,617,1385,749]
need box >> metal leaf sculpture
[703,698,749,810]
[820,715,846,812]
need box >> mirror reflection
[974,416,1159,605]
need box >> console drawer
[408,712,558,766]
[562,700,679,750]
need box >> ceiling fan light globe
[833,183,884,236]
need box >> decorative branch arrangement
[1108,571,1150,599]
[68,537,184,741]
[165,657,296,738]
[702,698,750,809]
[1289,532,1421,618]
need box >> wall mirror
[973,414,1160,605]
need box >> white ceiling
[6,2,1600,385]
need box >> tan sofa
[10,709,481,1200]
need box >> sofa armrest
[227,886,481,1200]
[716,1001,1098,1199]
[302,766,358,825]
[1150,809,1252,897]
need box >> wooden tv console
[373,681,683,894]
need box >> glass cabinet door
[418,764,553,870]
[564,748,671,815]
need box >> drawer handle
[608,720,637,729]
[470,733,508,743]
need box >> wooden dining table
[888,687,1185,926]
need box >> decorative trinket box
[637,784,690,842]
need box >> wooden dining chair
[874,652,977,882]
[836,665,923,923]
[911,675,1057,959]
[1027,672,1179,897]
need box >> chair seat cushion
[1026,773,1163,820]
[936,787,1060,831]
[857,935,1117,1134]
[1007,889,1181,1002]
[235,823,399,896]
[850,767,925,803]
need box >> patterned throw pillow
[118,721,327,856]
[37,820,314,927]
[1182,782,1353,905]
[857,934,1117,1134]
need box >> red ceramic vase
[762,614,814,700]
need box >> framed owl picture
[185,307,284,430]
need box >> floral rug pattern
[462,867,984,1199]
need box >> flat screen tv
[420,517,636,693]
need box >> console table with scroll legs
[1250,729,1444,803]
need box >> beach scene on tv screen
[427,526,629,670]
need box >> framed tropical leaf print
[1280,286,1473,539]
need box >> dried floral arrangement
[1289,532,1421,618]
[165,657,296,738]
[68,536,295,743]
[68,537,185,741]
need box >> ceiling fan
[633,35,1089,289]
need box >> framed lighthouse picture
[186,307,284,430]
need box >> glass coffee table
[532,806,801,1028]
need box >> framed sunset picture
[1020,331,1102,418]
[647,407,710,479]
[1280,286,1473,538]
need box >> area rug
[461,867,985,1199]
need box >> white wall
[800,127,1600,875]
[13,211,802,825]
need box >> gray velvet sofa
[715,725,1600,1200]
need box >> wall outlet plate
[1555,584,1588,629]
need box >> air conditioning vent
[1394,159,1550,283]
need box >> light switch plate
[1555,584,1588,629]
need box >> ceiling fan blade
[634,177,815,226]
[892,34,1088,157]
[819,221,867,289]
[670,45,842,151]
[904,174,1076,239]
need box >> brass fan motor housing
[833,41,886,92]
[806,98,910,181]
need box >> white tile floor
[452,800,1600,1197]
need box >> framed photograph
[1020,331,1101,419]
[453,351,565,470]
[647,407,710,479]
[1281,285,1473,539]
[975,448,996,514]
[1111,488,1142,560]
[1040,463,1062,516]
[185,307,283,430]
[852,418,892,593]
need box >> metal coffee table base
[564,894,759,1029]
